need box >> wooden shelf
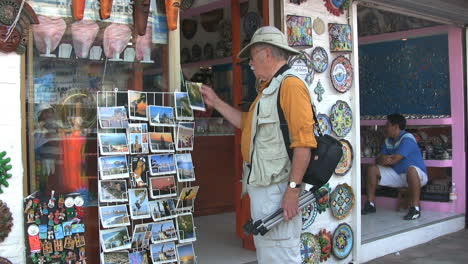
[361,158,453,167]
[182,57,233,68]
[360,118,452,126]
[180,0,249,19]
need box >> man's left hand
[282,187,300,221]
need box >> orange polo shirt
[240,76,317,163]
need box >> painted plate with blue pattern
[300,232,321,264]
[314,113,332,136]
[330,100,352,137]
[332,223,354,259]
[311,47,328,73]
[330,55,353,93]
[329,183,355,220]
[302,200,318,230]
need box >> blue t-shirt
[381,130,427,174]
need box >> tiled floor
[194,212,257,264]
[362,208,461,243]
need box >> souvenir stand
[96,86,202,263]
[276,0,360,263]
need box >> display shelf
[182,57,233,69]
[360,118,453,126]
[361,157,453,167]
[180,0,249,19]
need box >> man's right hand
[200,85,220,109]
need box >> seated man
[362,113,428,220]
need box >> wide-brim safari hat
[238,26,300,59]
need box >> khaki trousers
[247,182,302,264]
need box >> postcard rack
[96,89,199,263]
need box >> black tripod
[243,187,328,236]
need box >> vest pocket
[257,146,291,183]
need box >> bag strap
[277,78,321,160]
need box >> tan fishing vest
[242,69,310,194]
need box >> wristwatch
[288,181,301,189]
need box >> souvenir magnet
[28,224,40,236]
[64,236,75,250]
[28,235,41,253]
[41,240,54,255]
[48,190,56,208]
[54,239,64,252]
[64,197,74,208]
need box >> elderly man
[362,113,428,220]
[200,26,317,263]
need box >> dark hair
[387,113,406,130]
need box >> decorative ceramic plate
[191,44,202,61]
[311,47,328,73]
[0,257,12,264]
[332,223,354,260]
[323,0,350,16]
[181,19,197,40]
[0,200,13,243]
[329,183,355,220]
[318,229,333,262]
[180,0,194,11]
[335,139,353,176]
[243,12,261,39]
[314,113,332,136]
[181,48,191,63]
[330,100,352,137]
[302,200,318,230]
[316,183,331,213]
[313,17,326,35]
[330,55,353,93]
[288,51,314,86]
[204,43,214,60]
[301,232,321,264]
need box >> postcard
[176,122,194,151]
[151,220,178,244]
[129,155,149,188]
[149,105,176,127]
[186,81,206,111]
[176,186,200,211]
[99,204,131,228]
[150,242,178,264]
[149,132,175,153]
[129,250,149,264]
[176,213,196,243]
[62,221,73,236]
[71,223,85,234]
[175,154,195,182]
[132,223,151,249]
[149,199,177,221]
[128,188,151,220]
[149,154,176,176]
[128,90,148,121]
[177,243,196,264]
[98,133,130,156]
[128,123,149,154]
[102,251,130,264]
[99,180,128,203]
[175,92,194,121]
[54,224,64,240]
[99,155,130,180]
[149,176,177,199]
[98,106,129,129]
[100,227,132,252]
[132,231,146,249]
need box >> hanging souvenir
[317,229,333,262]
[182,19,197,40]
[32,16,66,57]
[243,12,261,40]
[0,0,38,54]
[103,23,132,61]
[316,183,330,213]
[136,26,154,63]
[288,51,314,86]
[100,0,114,19]
[313,17,325,35]
[286,15,313,47]
[328,23,352,52]
[180,0,194,11]
[334,139,353,176]
[330,56,353,93]
[166,0,181,31]
[332,223,354,260]
[330,100,352,137]
[314,114,332,137]
[204,43,214,60]
[72,0,86,20]
[71,21,99,59]
[302,200,318,230]
[329,183,355,220]
[323,0,350,16]
[314,81,325,103]
[200,9,223,32]
[300,232,321,264]
[0,200,13,243]
[133,0,151,36]
[0,151,12,193]
[191,44,202,62]
[311,47,329,73]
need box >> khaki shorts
[378,165,428,188]
[247,182,301,264]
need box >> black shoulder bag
[277,88,343,192]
